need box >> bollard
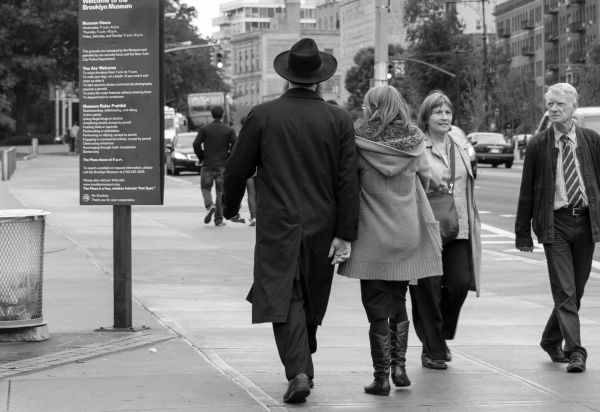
[31,137,39,155]
[0,209,50,341]
[1,147,17,181]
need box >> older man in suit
[516,83,600,373]
[223,38,359,403]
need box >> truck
[164,106,188,145]
[187,92,229,130]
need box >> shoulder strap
[448,137,455,193]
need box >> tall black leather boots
[390,320,411,387]
[364,330,391,396]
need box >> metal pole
[481,0,489,118]
[455,47,461,128]
[55,87,60,141]
[374,0,389,86]
[113,205,132,329]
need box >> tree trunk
[14,82,30,137]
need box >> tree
[487,44,538,134]
[0,0,78,137]
[574,41,600,107]
[164,0,227,115]
[344,47,374,118]
[344,44,410,120]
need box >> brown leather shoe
[541,344,569,363]
[283,373,311,403]
[566,353,586,373]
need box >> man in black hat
[223,38,359,404]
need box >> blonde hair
[418,91,454,133]
[362,85,411,137]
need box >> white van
[535,106,600,135]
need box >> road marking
[500,214,516,218]
[482,224,600,280]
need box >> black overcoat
[223,88,359,324]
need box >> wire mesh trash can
[0,209,49,329]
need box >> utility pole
[374,0,389,86]
[481,0,489,118]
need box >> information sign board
[79,0,164,205]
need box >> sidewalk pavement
[0,153,599,412]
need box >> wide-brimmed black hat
[273,38,337,85]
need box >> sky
[185,0,225,38]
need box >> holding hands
[328,237,352,265]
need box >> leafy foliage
[575,41,600,107]
[164,0,227,114]
[0,0,78,136]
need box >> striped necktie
[560,135,583,208]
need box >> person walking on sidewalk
[337,85,442,396]
[193,106,236,227]
[515,83,600,373]
[223,38,359,404]
[410,91,481,370]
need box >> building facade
[339,0,407,105]
[494,0,600,111]
[212,0,341,124]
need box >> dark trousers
[272,275,314,381]
[201,166,225,223]
[541,210,594,356]
[410,239,471,359]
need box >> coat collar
[280,87,324,101]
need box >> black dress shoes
[541,344,569,363]
[566,352,586,373]
[421,352,448,370]
[283,373,311,403]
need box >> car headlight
[172,152,187,160]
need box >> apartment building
[494,0,600,110]
[212,0,340,122]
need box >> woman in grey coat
[338,85,443,396]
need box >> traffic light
[387,64,394,80]
[215,51,224,69]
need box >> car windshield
[473,133,506,144]
[175,134,195,148]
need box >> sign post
[79,0,164,330]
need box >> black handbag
[427,138,459,245]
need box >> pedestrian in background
[515,83,600,373]
[68,121,79,153]
[337,85,442,396]
[193,106,236,227]
[410,91,481,370]
[223,38,359,404]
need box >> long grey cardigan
[338,132,443,282]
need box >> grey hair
[545,83,578,104]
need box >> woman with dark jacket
[409,91,481,370]
[338,85,443,396]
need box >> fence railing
[1,147,17,181]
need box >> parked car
[468,132,514,168]
[449,125,477,179]
[165,132,201,175]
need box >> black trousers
[541,209,594,356]
[409,239,471,360]
[272,275,314,381]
